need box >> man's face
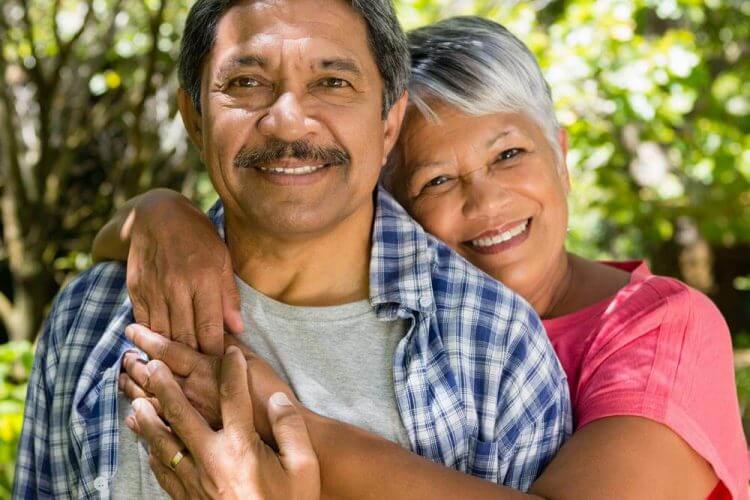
[183,0,401,239]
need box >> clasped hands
[120,323,320,500]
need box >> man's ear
[557,127,571,194]
[177,88,204,154]
[381,91,409,165]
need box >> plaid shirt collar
[207,185,436,314]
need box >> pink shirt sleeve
[574,276,749,500]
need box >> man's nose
[257,92,316,142]
[461,177,511,221]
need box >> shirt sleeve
[494,313,573,491]
[574,278,749,499]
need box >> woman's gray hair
[407,16,562,162]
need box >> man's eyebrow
[217,54,268,77]
[318,58,363,76]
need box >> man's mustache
[233,139,350,169]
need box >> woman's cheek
[413,196,462,245]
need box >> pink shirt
[543,261,749,499]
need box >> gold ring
[169,449,185,471]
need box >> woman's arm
[530,416,718,499]
[92,188,184,262]
[92,189,243,355]
[124,325,719,500]
[304,412,718,500]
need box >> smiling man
[14,0,570,498]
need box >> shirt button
[93,476,108,492]
[418,296,431,309]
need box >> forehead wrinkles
[209,3,370,75]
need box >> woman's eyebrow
[486,130,512,148]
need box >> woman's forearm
[92,188,185,262]
[304,410,541,500]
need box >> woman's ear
[557,128,571,194]
[177,88,204,155]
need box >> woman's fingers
[193,284,225,357]
[125,324,201,377]
[168,289,198,349]
[220,256,244,336]
[267,392,319,484]
[119,371,162,415]
[146,297,171,342]
[143,360,212,457]
[220,346,256,437]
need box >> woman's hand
[126,347,320,500]
[121,323,295,442]
[94,188,244,355]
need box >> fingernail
[125,326,134,341]
[270,392,292,407]
[131,399,143,411]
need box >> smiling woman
[90,12,748,500]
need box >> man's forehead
[209,0,371,64]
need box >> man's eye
[230,77,260,88]
[497,148,524,161]
[321,78,350,88]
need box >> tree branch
[51,0,62,53]
[120,0,168,197]
[0,55,29,210]
[19,0,47,88]
[0,289,13,327]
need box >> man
[14,0,571,498]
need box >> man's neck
[225,202,374,307]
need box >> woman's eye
[497,148,523,161]
[321,77,350,88]
[424,175,451,188]
[230,77,260,88]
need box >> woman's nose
[461,178,510,220]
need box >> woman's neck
[540,253,632,319]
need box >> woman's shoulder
[577,260,735,411]
[596,262,728,342]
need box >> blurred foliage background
[0,0,748,494]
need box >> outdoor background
[0,0,748,495]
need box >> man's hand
[126,347,320,500]
[123,190,244,355]
[120,323,296,441]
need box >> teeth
[257,165,326,175]
[471,220,529,248]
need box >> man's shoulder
[425,234,539,332]
[44,261,128,347]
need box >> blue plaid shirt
[15,187,571,499]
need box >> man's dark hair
[178,0,410,118]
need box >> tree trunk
[4,271,56,342]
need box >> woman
[95,16,748,499]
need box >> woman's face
[392,101,570,301]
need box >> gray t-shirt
[113,276,410,498]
